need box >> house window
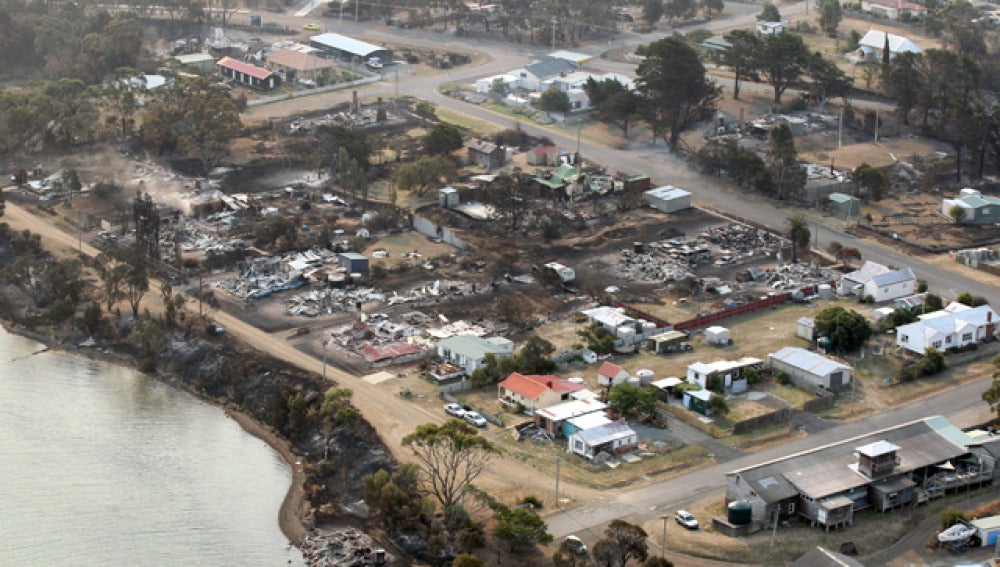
[901,335,908,343]
[932,341,942,348]
[963,333,973,341]
[787,502,796,514]
[946,336,952,344]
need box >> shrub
[940,508,970,530]
[775,371,790,385]
[519,495,543,509]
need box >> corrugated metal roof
[310,32,386,57]
[266,49,337,71]
[871,267,915,286]
[828,192,859,204]
[524,58,576,80]
[769,348,850,378]
[574,421,635,445]
[645,185,692,200]
[731,417,971,501]
[535,398,607,421]
[217,57,275,80]
[971,515,1000,531]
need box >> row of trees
[719,28,851,105]
[0,72,246,174]
[574,36,719,152]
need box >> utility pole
[554,456,561,506]
[838,107,843,149]
[322,339,329,380]
[660,515,668,558]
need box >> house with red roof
[597,361,630,387]
[217,56,281,90]
[498,372,587,413]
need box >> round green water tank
[728,501,753,525]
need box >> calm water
[0,326,304,566]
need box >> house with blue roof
[836,261,915,302]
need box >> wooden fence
[732,408,794,435]
[610,299,671,329]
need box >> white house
[475,73,518,94]
[861,0,928,20]
[581,306,635,336]
[508,58,577,92]
[854,30,922,63]
[436,334,515,375]
[755,20,788,35]
[686,358,763,390]
[837,261,916,302]
[568,420,638,459]
[895,302,1000,354]
[768,346,852,392]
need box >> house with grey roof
[436,334,515,376]
[509,58,577,91]
[309,32,392,63]
[768,346,852,393]
[567,420,637,459]
[942,189,1000,225]
[837,260,916,302]
[726,416,993,530]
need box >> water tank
[633,241,644,253]
[817,336,834,351]
[728,501,752,526]
[635,368,655,386]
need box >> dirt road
[0,200,598,506]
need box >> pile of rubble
[217,248,342,299]
[326,311,506,363]
[286,287,385,317]
[615,251,692,282]
[696,223,782,258]
[299,528,389,566]
[616,224,783,282]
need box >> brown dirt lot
[858,191,1000,250]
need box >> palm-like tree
[786,214,810,264]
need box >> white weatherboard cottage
[895,302,1000,355]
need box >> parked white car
[675,510,699,530]
[463,411,487,428]
[444,403,466,418]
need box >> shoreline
[0,320,312,549]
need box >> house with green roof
[828,192,860,217]
[942,189,1000,224]
[436,334,515,376]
